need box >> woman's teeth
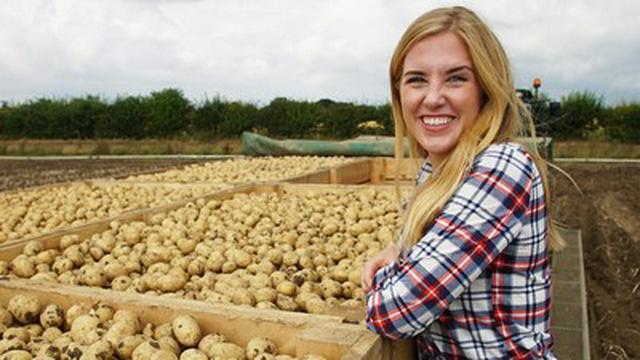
[421,117,453,126]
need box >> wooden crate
[0,158,377,248]
[0,278,414,359]
[0,183,412,256]
[0,183,416,358]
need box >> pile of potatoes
[0,183,226,245]
[126,157,351,184]
[2,188,405,314]
[0,294,326,359]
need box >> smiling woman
[362,6,564,359]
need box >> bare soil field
[554,162,640,359]
[0,158,213,192]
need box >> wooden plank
[551,228,590,360]
[0,278,381,360]
[370,158,385,185]
[285,169,332,184]
[90,180,227,190]
[383,158,420,181]
[329,159,372,185]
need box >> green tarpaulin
[241,132,553,160]
[241,132,407,156]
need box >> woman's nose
[422,83,446,108]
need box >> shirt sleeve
[366,145,535,339]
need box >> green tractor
[516,78,560,160]
[516,78,561,137]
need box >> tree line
[0,88,637,142]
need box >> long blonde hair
[392,6,565,251]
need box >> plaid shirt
[366,142,555,359]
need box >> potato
[104,261,128,280]
[89,302,115,323]
[84,339,113,359]
[159,271,188,293]
[131,340,162,360]
[111,276,133,291]
[0,350,31,360]
[40,327,62,343]
[36,343,61,358]
[157,336,181,355]
[70,315,99,342]
[64,304,88,330]
[104,321,139,347]
[3,327,30,343]
[51,333,73,350]
[52,258,74,275]
[255,260,275,275]
[231,289,256,306]
[113,310,141,333]
[320,279,342,299]
[281,253,298,267]
[179,348,208,360]
[0,338,26,353]
[197,333,226,355]
[233,250,252,268]
[61,342,86,359]
[275,281,297,297]
[79,265,107,287]
[203,343,246,359]
[151,350,178,360]
[246,337,277,360]
[7,294,41,324]
[269,272,287,287]
[0,306,12,327]
[24,323,43,338]
[23,240,44,257]
[116,335,146,359]
[253,288,277,304]
[275,295,297,312]
[11,255,36,278]
[304,297,328,314]
[172,315,201,347]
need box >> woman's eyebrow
[446,65,473,74]
[402,70,425,77]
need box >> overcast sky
[1,0,638,106]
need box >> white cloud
[0,0,638,105]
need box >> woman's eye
[405,76,425,85]
[447,74,466,83]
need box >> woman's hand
[361,244,400,292]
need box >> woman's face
[399,31,484,166]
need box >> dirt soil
[0,158,213,192]
[554,162,640,359]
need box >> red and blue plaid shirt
[366,142,555,359]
